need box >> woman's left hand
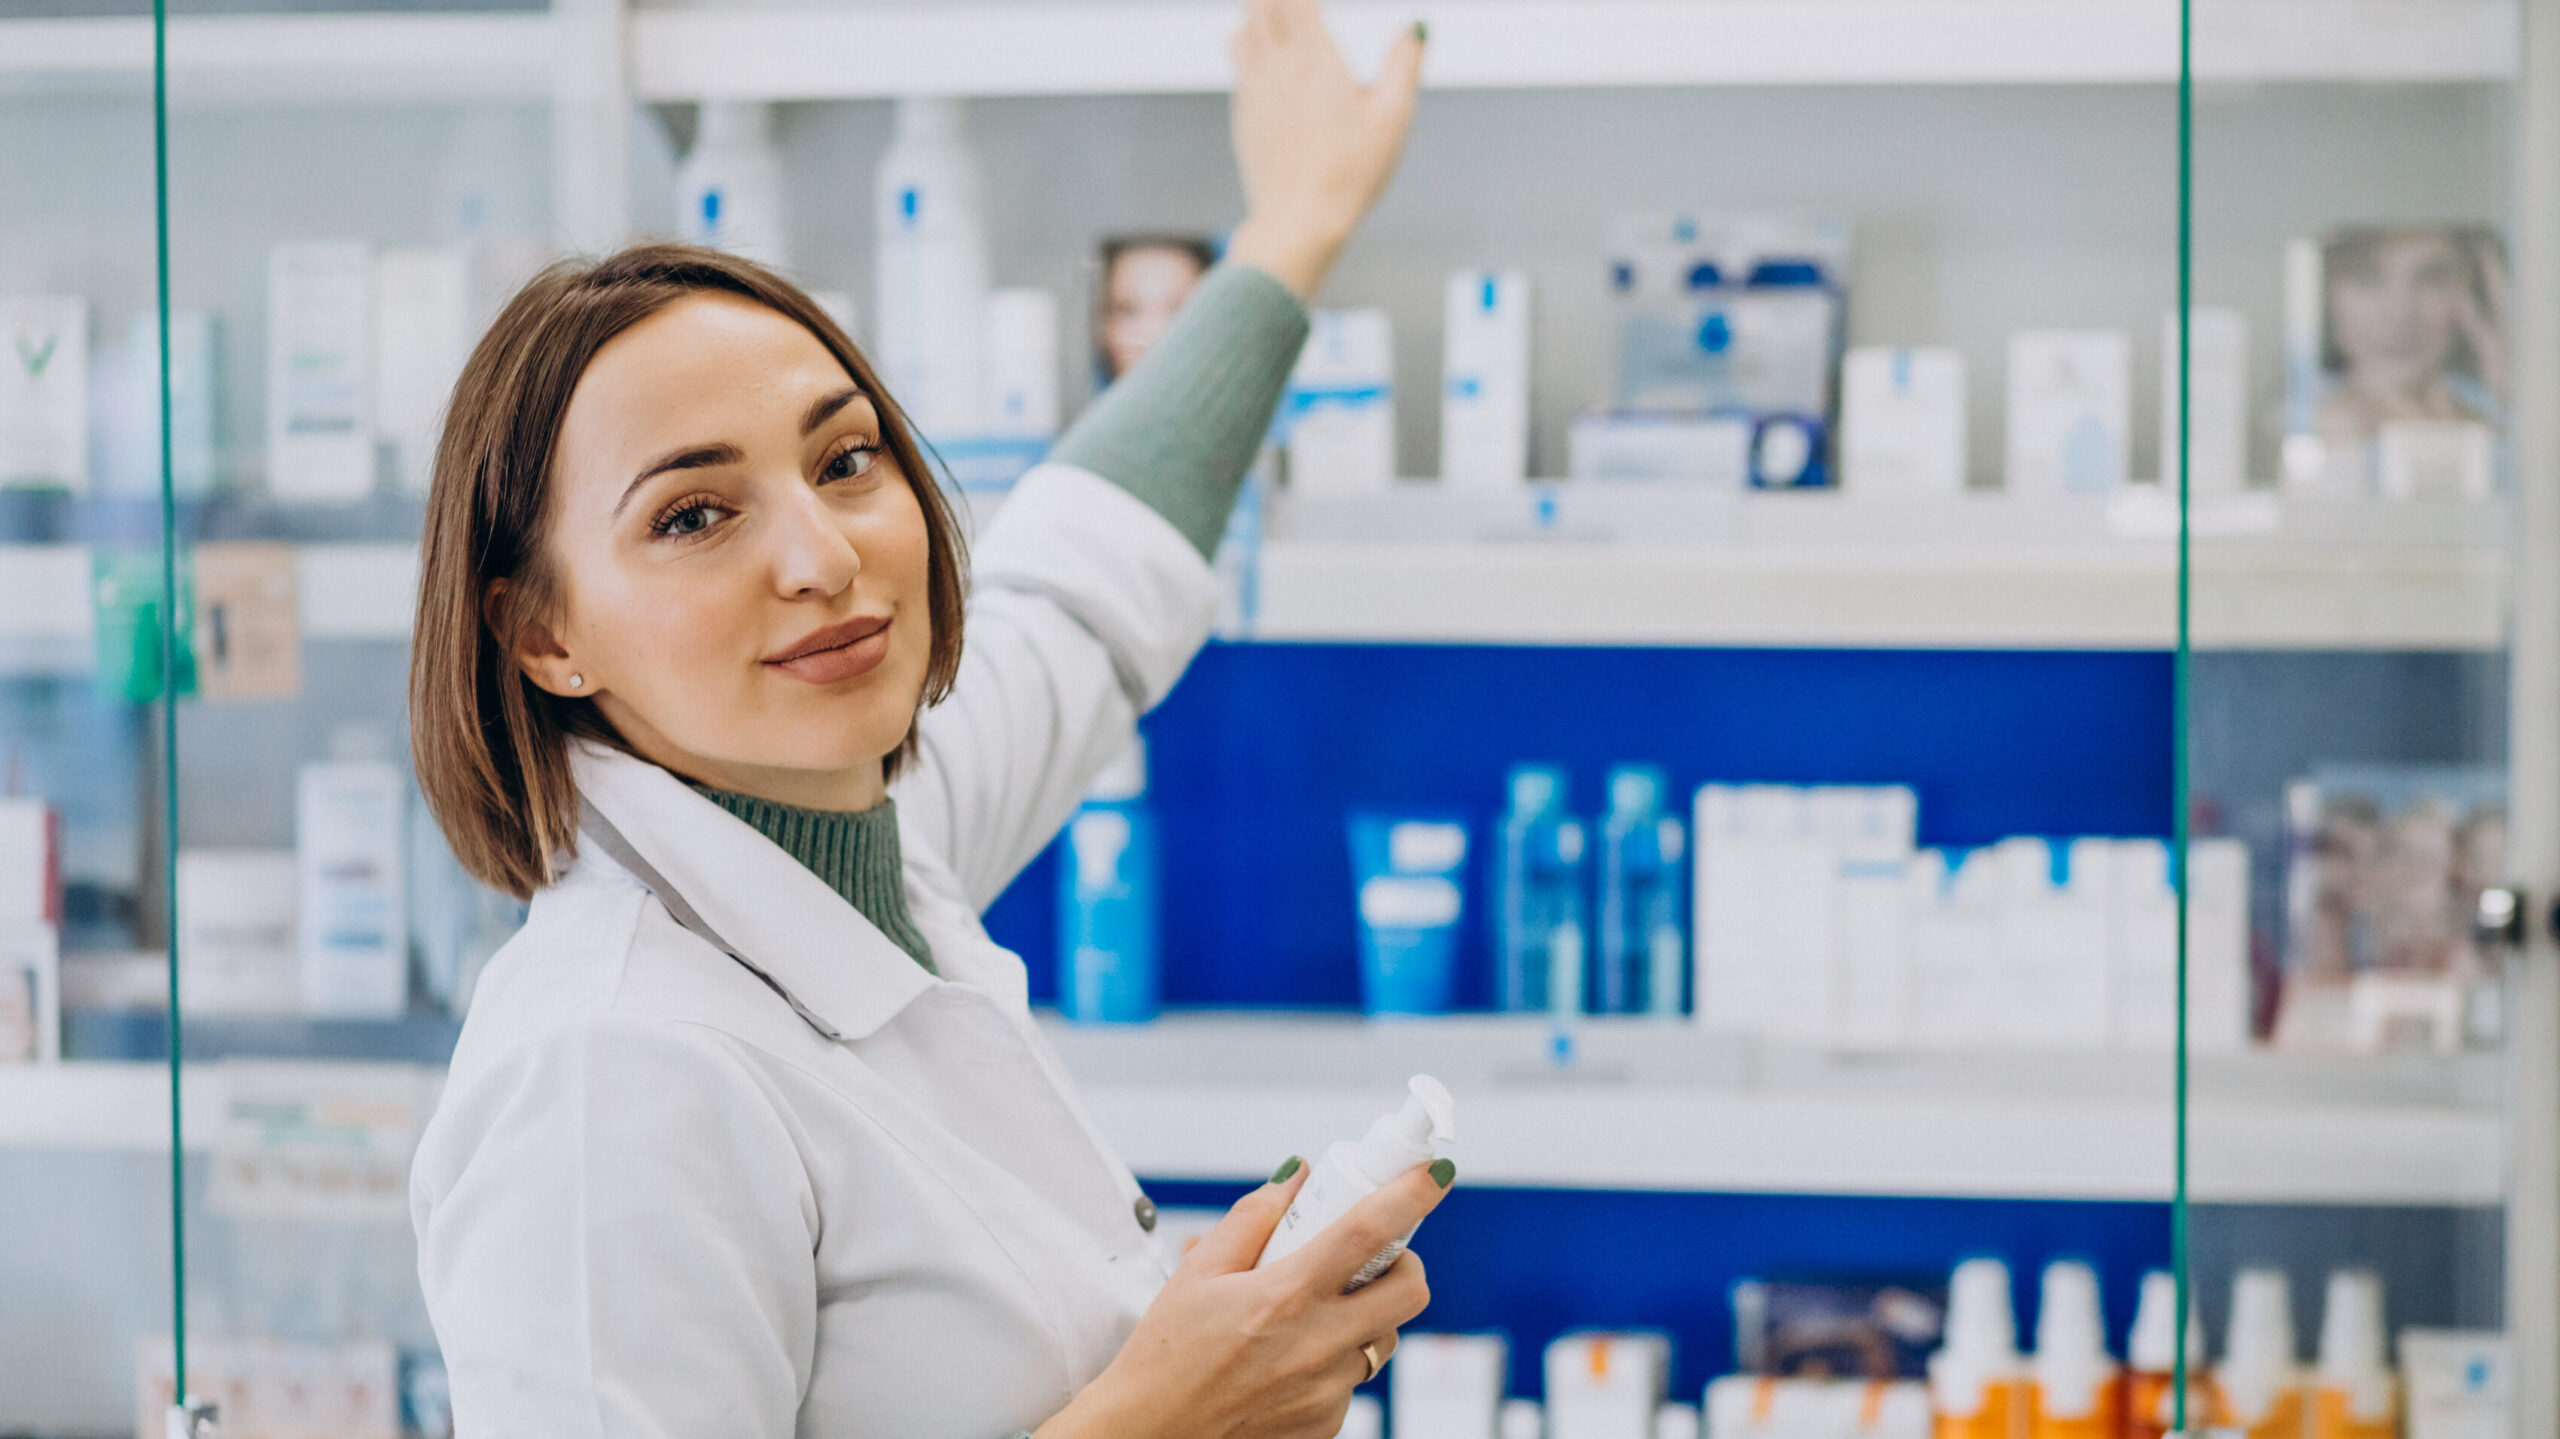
[1223,0,1427,300]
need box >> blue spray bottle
[1497,765,1589,1016]
[1058,738,1158,1023]
[1598,765,1689,1016]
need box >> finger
[1368,22,1426,121]
[1342,1247,1431,1331]
[1285,1159,1453,1291]
[1179,1158,1311,1276]
[1269,0,1313,45]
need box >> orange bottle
[2310,1271,2398,1439]
[2027,1262,2122,1439]
[2124,1271,2215,1439]
[2217,1269,2309,1439]
[1931,1258,2031,1439]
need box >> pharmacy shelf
[632,0,2515,100]
[1047,1014,2508,1205]
[0,541,417,674]
[0,12,554,103]
[1,1017,2500,1203]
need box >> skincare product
[2311,1271,2396,1439]
[1654,1401,1700,1439]
[1391,1332,1509,1439]
[1059,739,1159,1024]
[1545,1331,1671,1439]
[268,242,376,502]
[1497,765,1589,1016]
[1841,347,1967,498]
[1442,270,1533,490]
[2107,837,2250,1052]
[679,102,790,270]
[1336,1394,1385,1439]
[2399,1330,2507,1439]
[192,541,303,702]
[0,922,58,1062]
[982,288,1062,440]
[2005,331,2129,496]
[1255,1075,1454,1288]
[1568,412,1750,486]
[2125,1270,2210,1439]
[1348,814,1468,1016]
[2217,1269,2307,1439]
[2376,420,2494,500]
[116,309,218,498]
[1598,765,1686,1016]
[1703,1377,1933,1439]
[92,549,196,704]
[0,296,88,490]
[297,748,408,1018]
[2159,307,2247,494]
[875,97,990,435]
[1928,1259,2028,1439]
[2028,1262,2119,1439]
[1501,1400,1546,1439]
[1287,309,1396,494]
[1989,838,2111,1049]
[177,849,300,1014]
[1830,787,1919,1050]
[373,248,470,497]
[0,798,57,927]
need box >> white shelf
[1045,1014,2508,1205]
[632,0,2516,100]
[0,13,554,103]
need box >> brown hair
[409,243,969,900]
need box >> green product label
[92,551,199,704]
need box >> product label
[0,296,88,490]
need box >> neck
[599,700,890,812]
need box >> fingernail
[1429,1158,1456,1189]
[1270,1155,1303,1184]
[1412,19,1428,43]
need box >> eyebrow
[610,388,870,518]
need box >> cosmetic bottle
[2217,1269,2307,1439]
[2124,1270,2210,1439]
[2028,1262,2120,1439]
[1598,765,1686,1016]
[874,96,989,435]
[1498,765,1589,1016]
[2310,1270,2397,1439]
[1930,1258,2029,1439]
[1256,1075,1455,1290]
[679,102,790,270]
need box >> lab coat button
[1133,1195,1158,1232]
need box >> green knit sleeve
[1050,262,1310,559]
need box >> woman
[404,4,1444,1435]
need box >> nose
[767,477,861,600]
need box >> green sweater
[697,262,1308,968]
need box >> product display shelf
[631,0,2514,101]
[0,541,415,675]
[1051,1014,2499,1205]
[0,11,554,103]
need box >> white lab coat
[411,465,1219,1439]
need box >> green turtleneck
[691,785,938,973]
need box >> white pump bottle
[1256,1075,1456,1291]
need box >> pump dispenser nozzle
[1256,1074,1460,1289]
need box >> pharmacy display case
[1,0,2554,1435]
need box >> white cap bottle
[679,102,790,270]
[1255,1075,1456,1289]
[2312,1270,2396,1438]
[1498,1399,1545,1439]
[2031,1262,2119,1437]
[2125,1270,2208,1439]
[1931,1258,2027,1439]
[2221,1269,2306,1437]
[873,96,989,436]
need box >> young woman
[403,4,1445,1435]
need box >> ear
[486,577,589,699]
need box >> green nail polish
[1429,1158,1456,1189]
[1270,1155,1303,1184]
[1412,19,1428,43]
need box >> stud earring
[568,674,585,690]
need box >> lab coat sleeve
[897,463,1218,910]
[417,1016,819,1439]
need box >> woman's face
[530,293,935,809]
[1102,246,1206,379]
[2329,233,2469,386]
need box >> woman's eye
[651,499,722,538]
[824,441,880,484]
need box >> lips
[764,614,893,685]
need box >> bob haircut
[410,243,970,901]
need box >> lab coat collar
[569,740,938,1042]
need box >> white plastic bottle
[2311,1270,2396,1439]
[678,102,790,270]
[1929,1258,2029,1439]
[1256,1075,1455,1289]
[2030,1261,2120,1439]
[873,96,989,437]
[2124,1269,2209,1439]
[2219,1268,2306,1439]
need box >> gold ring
[1360,1342,1383,1381]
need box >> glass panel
[2182,1,2521,1435]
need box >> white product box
[0,295,88,490]
[1547,1332,1671,1439]
[1657,1401,1701,1439]
[1287,308,1396,494]
[1393,1332,1510,1439]
[1502,1400,1547,1439]
[1694,786,1763,1033]
[2106,837,2250,1052]
[139,1335,399,1439]
[1704,1376,1932,1439]
[1905,847,2005,1049]
[267,241,376,502]
[0,797,56,924]
[297,761,408,1018]
[1988,837,2112,1048]
[2005,330,2130,496]
[115,309,219,498]
[1750,787,1839,1044]
[373,247,470,497]
[1442,270,1534,490]
[981,287,1062,440]
[1570,413,1751,486]
[1336,1394,1384,1439]
[177,848,301,1015]
[2400,1329,2508,1439]
[1841,347,1967,498]
[0,922,59,1062]
[2376,419,2495,500]
[2160,307,2248,494]
[1830,787,1919,1048]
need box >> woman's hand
[1036,1157,1453,1439]
[1223,0,1427,301]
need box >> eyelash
[644,439,884,540]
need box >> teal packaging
[1598,765,1688,1016]
[1496,765,1589,1016]
[1058,741,1158,1023]
[1347,813,1468,1016]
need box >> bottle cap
[1653,1401,1701,1439]
[2316,1269,2388,1379]
[1508,764,1567,817]
[2033,1261,2114,1416]
[1944,1258,2019,1361]
[2222,1268,2301,1423]
[894,95,967,140]
[2128,1270,2205,1371]
[1608,766,1667,818]
[695,101,773,150]
[1498,1399,1544,1439]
